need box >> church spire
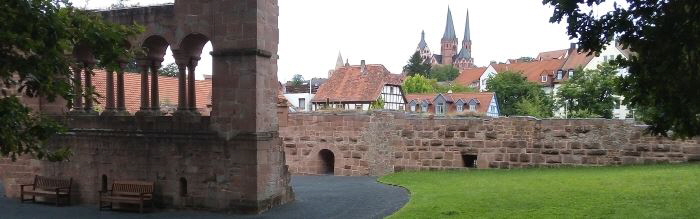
[442,7,457,40]
[335,52,344,69]
[418,30,428,49]
[464,10,471,41]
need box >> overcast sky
[72,0,619,82]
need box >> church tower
[416,30,432,62]
[455,10,475,70]
[441,7,459,65]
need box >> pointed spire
[442,7,457,40]
[464,9,471,41]
[335,52,344,69]
[418,30,428,49]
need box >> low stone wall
[0,116,293,213]
[280,111,700,176]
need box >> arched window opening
[179,177,188,197]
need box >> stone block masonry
[280,112,700,176]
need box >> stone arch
[179,33,211,57]
[318,149,336,175]
[141,35,170,60]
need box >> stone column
[101,68,116,116]
[187,57,200,114]
[83,61,97,114]
[172,50,189,113]
[70,63,84,113]
[150,58,163,115]
[136,58,151,115]
[116,61,128,115]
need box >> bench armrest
[20,184,34,191]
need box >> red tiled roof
[312,64,402,103]
[406,92,495,113]
[491,59,565,83]
[537,49,568,60]
[562,50,595,70]
[454,67,486,86]
[91,70,212,114]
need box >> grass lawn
[380,164,700,219]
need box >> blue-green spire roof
[464,10,471,41]
[418,30,428,49]
[456,47,471,59]
[442,7,457,40]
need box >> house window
[469,103,477,112]
[422,105,428,112]
[298,98,306,110]
[615,100,621,109]
[457,104,464,112]
[490,106,497,113]
[557,70,564,80]
[355,104,363,110]
[568,69,575,78]
[436,103,445,115]
[410,104,416,112]
[390,87,395,94]
[399,105,404,111]
[541,75,548,82]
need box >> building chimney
[570,43,577,50]
[360,60,367,75]
[490,61,497,65]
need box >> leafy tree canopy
[543,0,700,137]
[291,74,305,86]
[430,65,460,82]
[159,63,179,77]
[557,63,619,119]
[0,0,141,161]
[486,71,553,117]
[403,51,431,77]
[403,75,477,94]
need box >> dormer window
[557,70,564,80]
[541,75,548,82]
[421,103,428,112]
[436,103,445,115]
[568,69,575,79]
[469,103,477,112]
[410,104,416,112]
[457,104,464,112]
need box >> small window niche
[462,154,478,168]
[179,177,188,197]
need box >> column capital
[172,49,190,67]
[188,56,201,68]
[137,58,152,68]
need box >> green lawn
[380,164,700,219]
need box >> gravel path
[0,176,408,219]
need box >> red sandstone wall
[280,112,700,176]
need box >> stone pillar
[136,58,151,115]
[172,50,189,114]
[83,61,97,114]
[116,61,128,115]
[101,68,116,116]
[187,57,200,114]
[70,64,84,113]
[150,59,163,115]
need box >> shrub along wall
[280,111,700,176]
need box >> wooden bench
[99,181,154,213]
[20,175,72,206]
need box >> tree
[433,83,477,93]
[557,64,619,119]
[0,0,141,160]
[291,74,305,86]
[543,0,700,137]
[429,65,460,82]
[107,0,139,10]
[403,75,434,93]
[159,63,178,77]
[486,72,553,117]
[370,96,385,110]
[403,51,431,77]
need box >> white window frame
[457,104,463,112]
[410,104,416,112]
[436,103,445,115]
[541,75,548,82]
[422,105,428,112]
[298,98,306,110]
[469,103,477,112]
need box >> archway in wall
[319,149,335,175]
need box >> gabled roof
[455,47,472,60]
[491,59,565,82]
[537,49,568,60]
[442,7,457,40]
[562,50,595,70]
[454,67,487,86]
[312,64,403,103]
[406,92,495,113]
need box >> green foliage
[159,63,179,77]
[486,72,553,117]
[429,65,460,82]
[544,0,700,137]
[107,0,140,10]
[557,63,619,119]
[403,75,477,94]
[0,0,141,161]
[291,74,305,86]
[403,51,431,77]
[380,164,700,218]
[370,97,385,110]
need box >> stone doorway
[319,149,335,175]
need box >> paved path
[0,176,409,219]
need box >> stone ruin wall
[280,112,700,176]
